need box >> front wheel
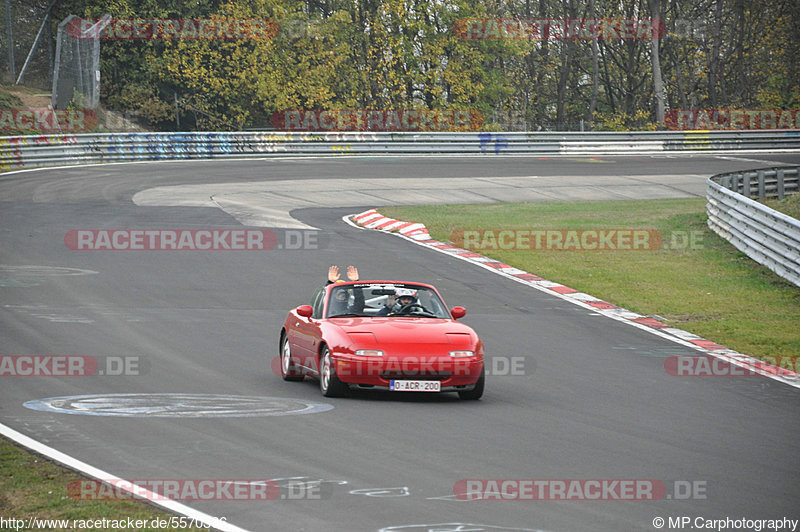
[458,368,484,400]
[280,334,304,381]
[319,345,348,397]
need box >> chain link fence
[0,0,54,88]
[51,15,109,110]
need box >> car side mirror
[296,305,313,318]
[450,306,466,320]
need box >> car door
[289,287,324,371]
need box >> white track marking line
[0,422,251,532]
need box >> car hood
[328,318,477,348]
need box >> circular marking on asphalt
[23,393,333,418]
[0,265,98,277]
[0,265,97,288]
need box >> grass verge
[380,198,800,362]
[0,435,208,532]
[763,193,800,220]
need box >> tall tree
[648,0,665,125]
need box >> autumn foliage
[27,0,799,131]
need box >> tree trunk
[587,0,599,127]
[555,0,575,128]
[648,0,665,126]
[708,0,723,108]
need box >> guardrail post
[742,172,752,198]
[777,168,785,200]
[731,172,740,194]
[757,170,766,200]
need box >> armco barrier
[1,130,799,170]
[707,166,800,287]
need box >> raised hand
[328,265,340,283]
[346,265,359,281]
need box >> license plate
[390,380,441,392]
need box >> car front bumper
[332,353,484,388]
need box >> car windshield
[326,283,450,319]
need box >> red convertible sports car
[279,281,485,399]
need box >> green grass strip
[763,193,800,220]
[0,435,209,531]
[381,198,800,361]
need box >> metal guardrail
[1,130,799,170]
[707,166,800,287]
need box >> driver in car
[376,288,417,316]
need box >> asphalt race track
[1,154,799,532]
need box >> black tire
[458,368,485,400]
[319,345,348,397]
[280,333,304,382]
